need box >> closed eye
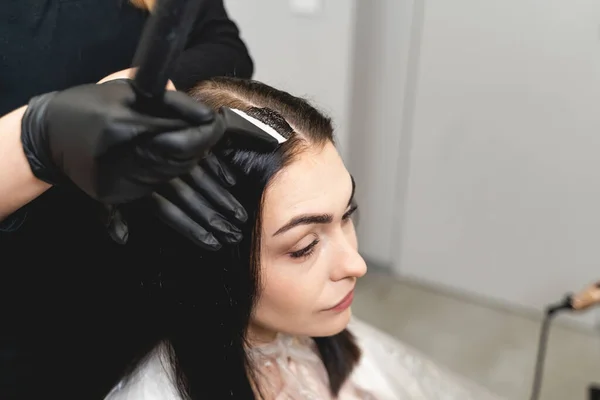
[288,205,358,260]
[289,238,319,259]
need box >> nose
[329,232,367,282]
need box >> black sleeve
[170,0,254,92]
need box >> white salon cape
[105,318,503,400]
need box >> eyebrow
[272,175,356,237]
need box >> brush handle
[131,0,203,103]
[571,281,600,310]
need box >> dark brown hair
[190,77,361,397]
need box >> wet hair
[114,77,360,399]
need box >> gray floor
[353,270,600,400]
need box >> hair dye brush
[570,281,600,312]
[129,0,281,150]
[130,0,201,104]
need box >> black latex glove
[98,101,282,250]
[21,79,223,204]
[104,153,247,250]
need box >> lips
[326,289,355,312]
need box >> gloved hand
[20,79,223,204]
[104,153,247,250]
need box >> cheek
[256,264,323,317]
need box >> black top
[0,0,253,115]
[0,1,253,398]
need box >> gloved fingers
[102,78,212,124]
[201,154,236,187]
[144,127,207,160]
[149,192,222,250]
[129,148,196,184]
[147,119,225,161]
[102,205,129,245]
[185,165,247,223]
[157,178,243,245]
[98,79,190,131]
[102,80,210,134]
[163,90,215,124]
[124,115,190,135]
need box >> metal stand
[589,384,600,400]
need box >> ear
[130,0,155,11]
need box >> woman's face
[250,141,367,341]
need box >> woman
[93,77,502,399]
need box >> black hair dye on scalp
[246,107,294,140]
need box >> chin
[310,307,353,337]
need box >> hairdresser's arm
[98,68,176,90]
[0,107,51,221]
[170,0,254,91]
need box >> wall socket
[290,0,322,15]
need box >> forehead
[262,142,350,227]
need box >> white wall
[394,0,600,328]
[224,0,357,159]
[346,0,416,266]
